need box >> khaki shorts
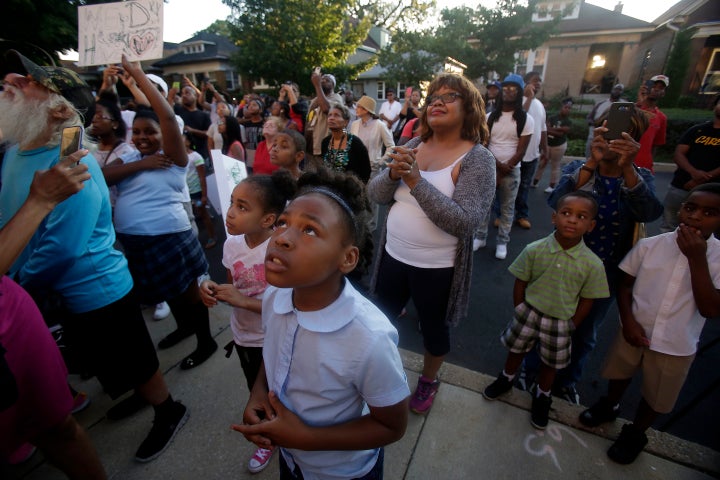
[601,330,695,413]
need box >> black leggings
[373,252,453,356]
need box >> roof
[651,0,711,26]
[153,32,237,68]
[553,1,653,34]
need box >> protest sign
[207,150,247,234]
[78,0,163,66]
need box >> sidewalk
[9,304,719,480]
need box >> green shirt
[509,233,609,320]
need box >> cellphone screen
[60,126,84,161]
[603,102,633,140]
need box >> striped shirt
[509,233,609,320]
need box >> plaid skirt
[117,229,208,305]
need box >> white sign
[207,150,247,234]
[78,0,164,67]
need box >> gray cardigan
[367,136,496,326]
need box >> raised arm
[121,55,187,167]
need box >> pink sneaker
[9,443,37,465]
[409,375,440,414]
[248,446,275,473]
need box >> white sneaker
[248,446,275,473]
[153,302,171,320]
[473,238,486,251]
[544,186,554,193]
[495,244,507,260]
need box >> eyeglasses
[502,86,518,92]
[426,92,462,105]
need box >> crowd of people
[0,47,719,480]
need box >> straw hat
[356,95,377,117]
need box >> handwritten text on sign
[78,0,163,67]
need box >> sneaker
[553,385,581,405]
[71,390,90,414]
[107,392,148,421]
[153,302,171,320]
[409,376,440,414]
[135,401,189,462]
[9,443,37,465]
[607,424,648,464]
[248,446,275,473]
[493,218,500,228]
[495,244,507,260]
[544,186,555,193]
[482,374,513,400]
[530,393,552,430]
[516,218,532,229]
[579,396,620,427]
[473,238,486,251]
[531,180,539,188]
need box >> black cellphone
[645,79,654,90]
[60,126,84,163]
[603,102,634,140]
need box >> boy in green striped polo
[483,191,609,429]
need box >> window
[398,83,407,99]
[700,48,720,95]
[377,81,385,100]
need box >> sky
[162,0,682,43]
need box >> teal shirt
[0,144,133,313]
[509,233,609,320]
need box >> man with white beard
[0,50,188,463]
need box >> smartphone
[313,66,321,75]
[60,126,84,163]
[645,79,655,90]
[172,81,180,90]
[603,102,634,140]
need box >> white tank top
[385,153,466,268]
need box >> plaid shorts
[500,301,574,369]
[117,229,208,305]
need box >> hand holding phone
[603,102,633,140]
[405,86,413,99]
[60,126,84,164]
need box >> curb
[399,348,720,477]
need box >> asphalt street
[200,168,719,453]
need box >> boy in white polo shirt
[483,191,608,429]
[579,183,720,465]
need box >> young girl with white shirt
[199,170,296,473]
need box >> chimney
[614,2,623,13]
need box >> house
[152,32,241,93]
[514,0,720,104]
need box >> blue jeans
[514,158,538,220]
[280,448,384,480]
[477,167,520,245]
[524,265,619,388]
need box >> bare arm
[676,224,720,318]
[571,297,594,327]
[121,55,187,167]
[617,271,649,347]
[233,391,408,450]
[513,279,528,307]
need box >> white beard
[0,87,54,148]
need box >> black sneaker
[482,374,514,400]
[180,340,218,370]
[530,394,552,430]
[552,385,580,405]
[579,397,620,427]
[157,329,194,350]
[135,401,189,462]
[607,424,648,464]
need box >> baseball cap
[613,83,624,90]
[3,49,95,127]
[488,81,502,90]
[502,73,525,90]
[650,74,669,87]
[146,74,168,98]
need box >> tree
[379,0,563,84]
[350,0,436,32]
[662,27,693,108]
[222,0,373,91]
[196,19,233,39]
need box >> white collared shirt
[262,281,409,480]
[619,231,720,355]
